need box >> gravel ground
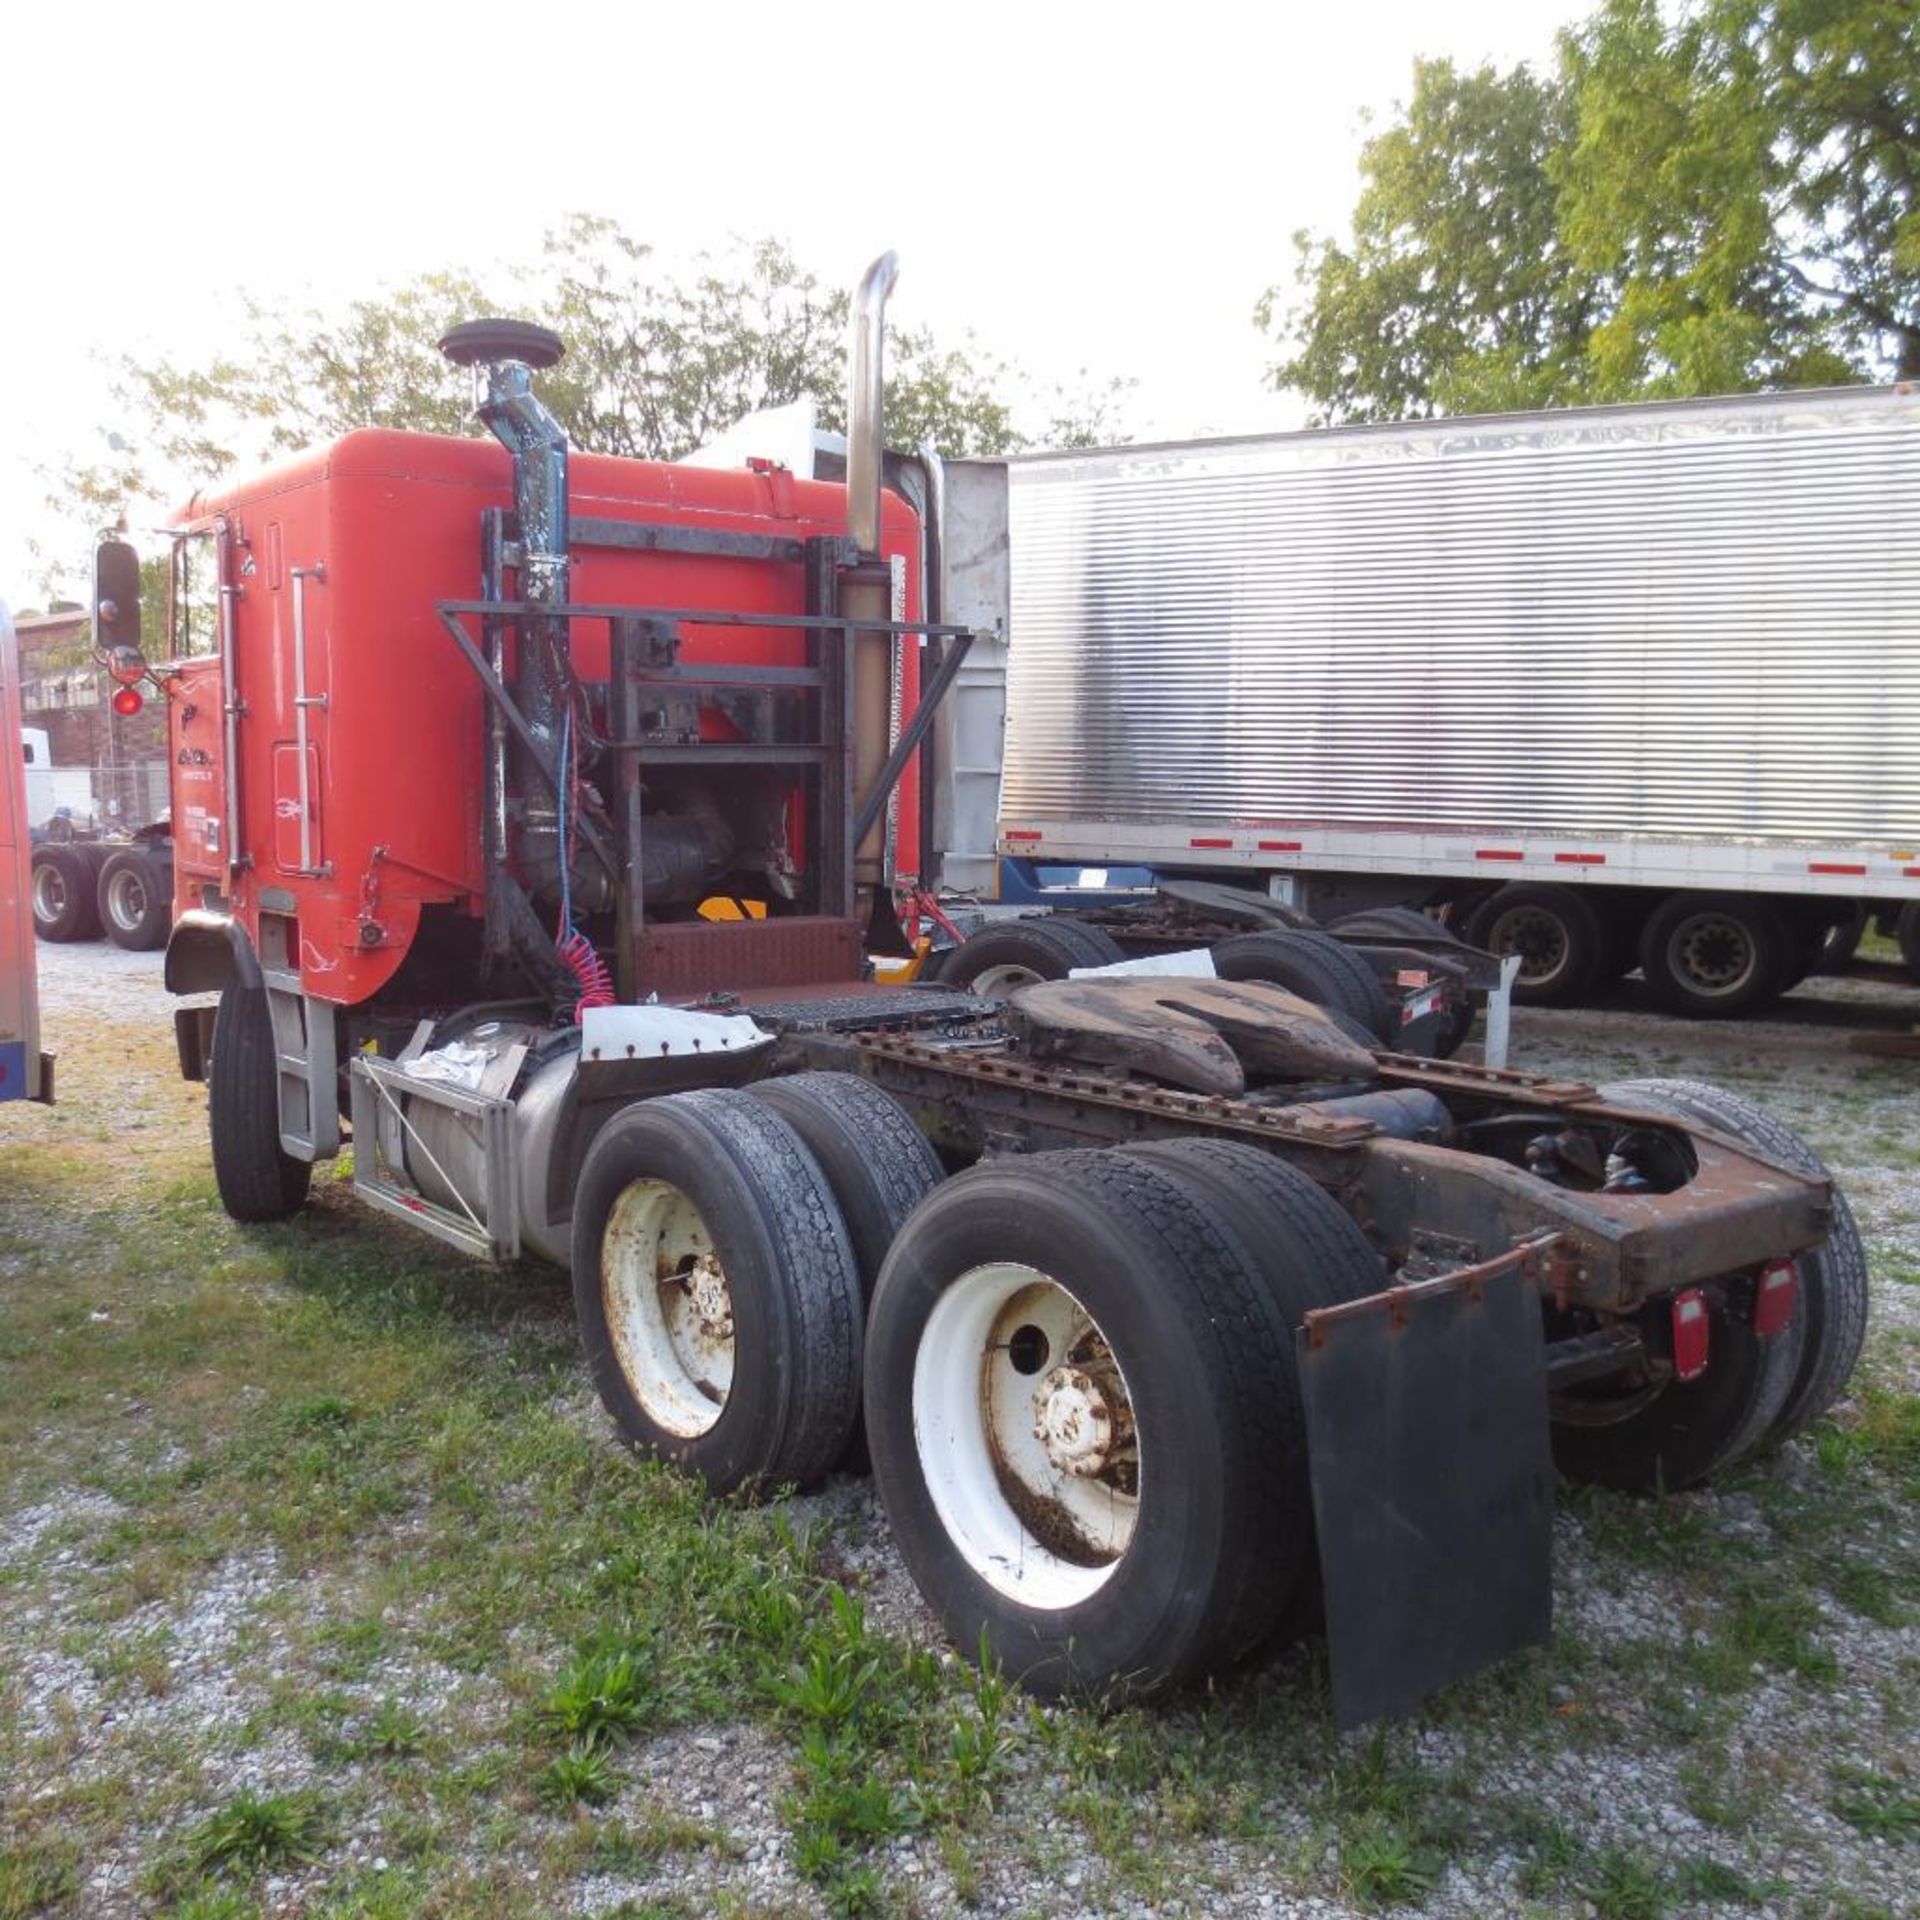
[4,940,1917,1919]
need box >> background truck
[111,258,1863,1725]
[976,386,1920,1016]
[15,605,173,950]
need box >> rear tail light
[1753,1258,1799,1339]
[1670,1288,1710,1382]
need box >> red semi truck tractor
[113,260,1866,1725]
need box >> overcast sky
[1,0,1589,602]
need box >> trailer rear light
[1670,1289,1710,1382]
[111,686,143,717]
[1753,1258,1799,1338]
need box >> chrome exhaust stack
[845,252,900,886]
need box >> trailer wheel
[1211,930,1395,1044]
[1464,884,1606,1006]
[98,848,170,951]
[1122,1138,1387,1655]
[1595,1080,1868,1446]
[31,846,102,942]
[864,1151,1298,1698]
[1637,892,1791,1017]
[934,916,1128,995]
[208,981,312,1222]
[1813,903,1866,975]
[571,1089,862,1495]
[1897,902,1920,981]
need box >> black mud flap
[1300,1242,1555,1729]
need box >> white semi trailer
[957,385,1920,1016]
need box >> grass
[185,1789,330,1879]
[4,989,1918,1917]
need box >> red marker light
[1670,1288,1711,1382]
[111,686,143,717]
[1753,1259,1799,1338]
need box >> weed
[537,1743,617,1809]
[1830,1767,1920,1841]
[539,1647,655,1751]
[186,1789,329,1879]
[1581,1846,1669,1920]
[359,1698,427,1759]
[1339,1813,1437,1905]
[0,1840,78,1920]
[1670,1858,1774,1906]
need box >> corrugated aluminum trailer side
[988,387,1920,1015]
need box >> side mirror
[94,538,147,680]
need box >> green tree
[1259,58,1605,424]
[41,219,1128,595]
[1263,1,1917,421]
[1559,0,1917,394]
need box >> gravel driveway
[2,940,1915,1920]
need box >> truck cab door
[166,524,235,890]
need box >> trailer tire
[1897,901,1920,981]
[1813,904,1866,975]
[31,845,102,942]
[1464,884,1607,1007]
[1637,892,1791,1018]
[98,848,170,950]
[571,1089,862,1496]
[1211,930,1395,1044]
[864,1151,1299,1699]
[934,915,1128,995]
[208,981,312,1222]
[1122,1138,1387,1655]
[1595,1079,1868,1446]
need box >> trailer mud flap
[1300,1240,1556,1729]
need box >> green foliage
[1264,0,1917,421]
[185,1790,329,1879]
[536,1744,617,1810]
[1261,58,1600,423]
[42,218,1129,597]
[537,1646,656,1751]
[0,1839,78,1919]
[1830,1766,1920,1841]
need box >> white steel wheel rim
[106,867,147,929]
[600,1179,735,1438]
[970,961,1045,996]
[32,866,65,919]
[912,1262,1140,1609]
[1669,914,1758,998]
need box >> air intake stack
[439,318,584,907]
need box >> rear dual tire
[934,916,1128,996]
[1552,1079,1867,1492]
[31,846,101,942]
[1210,929,1395,1044]
[864,1144,1384,1698]
[98,847,170,950]
[571,1089,865,1495]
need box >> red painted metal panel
[167,430,923,1007]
